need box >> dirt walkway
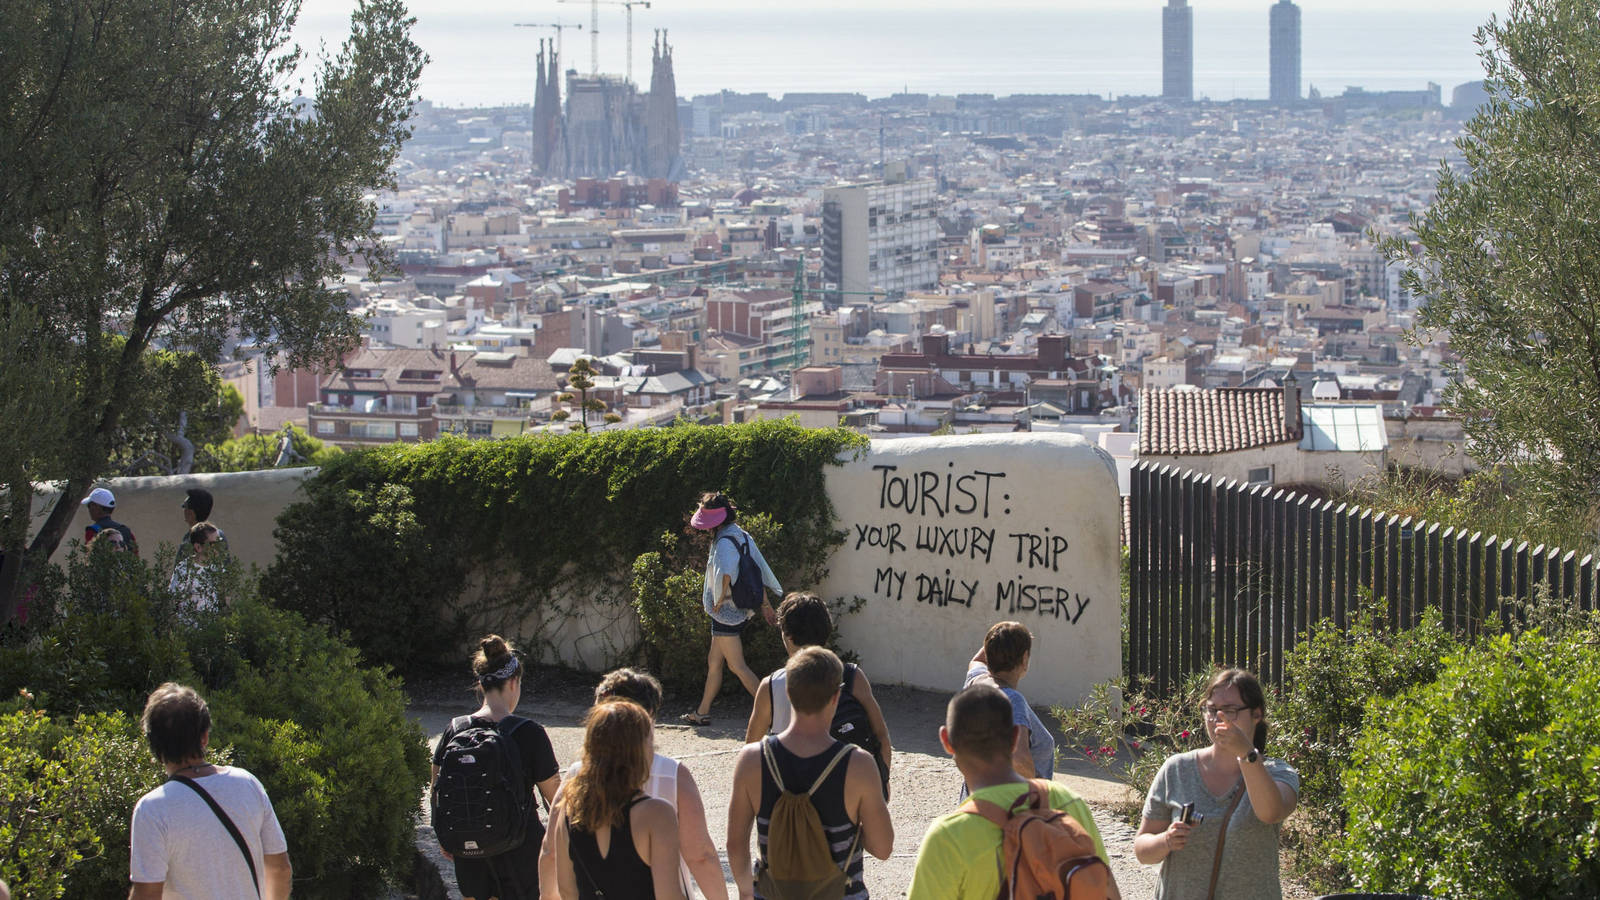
[409,673,1162,899]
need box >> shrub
[1339,627,1600,899]
[262,479,465,673]
[0,702,160,899]
[189,598,431,899]
[0,544,197,715]
[266,422,865,674]
[0,548,429,898]
[1272,600,1458,830]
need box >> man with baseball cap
[82,487,138,555]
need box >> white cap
[81,487,116,509]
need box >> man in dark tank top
[726,647,894,900]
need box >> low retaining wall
[28,434,1122,705]
[31,467,317,570]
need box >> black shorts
[453,826,542,899]
[710,616,749,637]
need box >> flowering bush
[1053,670,1214,813]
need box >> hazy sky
[292,0,1514,105]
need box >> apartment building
[703,288,818,375]
[821,177,940,303]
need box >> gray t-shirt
[963,663,1054,780]
[1142,750,1300,900]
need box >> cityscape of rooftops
[254,0,1510,477]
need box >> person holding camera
[1133,668,1299,900]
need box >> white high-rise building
[821,178,940,305]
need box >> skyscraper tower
[1270,0,1301,105]
[1162,0,1194,103]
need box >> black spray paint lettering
[1007,530,1071,572]
[874,566,907,601]
[994,578,1092,623]
[914,524,997,563]
[914,570,980,608]
[873,464,1008,519]
[855,522,907,554]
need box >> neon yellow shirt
[907,781,1109,900]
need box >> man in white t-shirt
[129,683,292,900]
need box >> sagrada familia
[531,30,684,181]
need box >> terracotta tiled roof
[1139,387,1300,456]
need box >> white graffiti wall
[817,434,1122,707]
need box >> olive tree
[1385,0,1600,524]
[0,0,425,621]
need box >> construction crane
[512,21,583,63]
[557,0,652,83]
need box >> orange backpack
[959,779,1111,900]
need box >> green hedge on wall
[264,421,868,674]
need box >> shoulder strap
[1205,778,1248,900]
[1016,778,1054,813]
[760,736,788,793]
[450,715,472,733]
[497,714,531,737]
[958,795,1012,829]
[807,743,857,796]
[840,663,858,696]
[170,775,261,898]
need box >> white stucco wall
[23,434,1126,705]
[816,433,1123,707]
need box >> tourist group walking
[123,489,1299,899]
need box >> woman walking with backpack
[546,700,686,900]
[431,636,562,900]
[681,492,780,727]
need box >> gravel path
[407,671,1165,898]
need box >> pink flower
[1101,745,1114,755]
[1179,730,1192,739]
[1131,741,1142,750]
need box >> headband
[480,656,521,686]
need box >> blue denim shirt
[703,522,782,626]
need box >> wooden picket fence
[1126,461,1600,693]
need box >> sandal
[679,712,711,726]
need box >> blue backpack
[719,533,766,610]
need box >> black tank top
[755,737,866,900]
[568,793,655,900]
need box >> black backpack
[431,715,534,859]
[719,533,766,611]
[829,664,880,756]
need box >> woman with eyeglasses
[1133,668,1299,900]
